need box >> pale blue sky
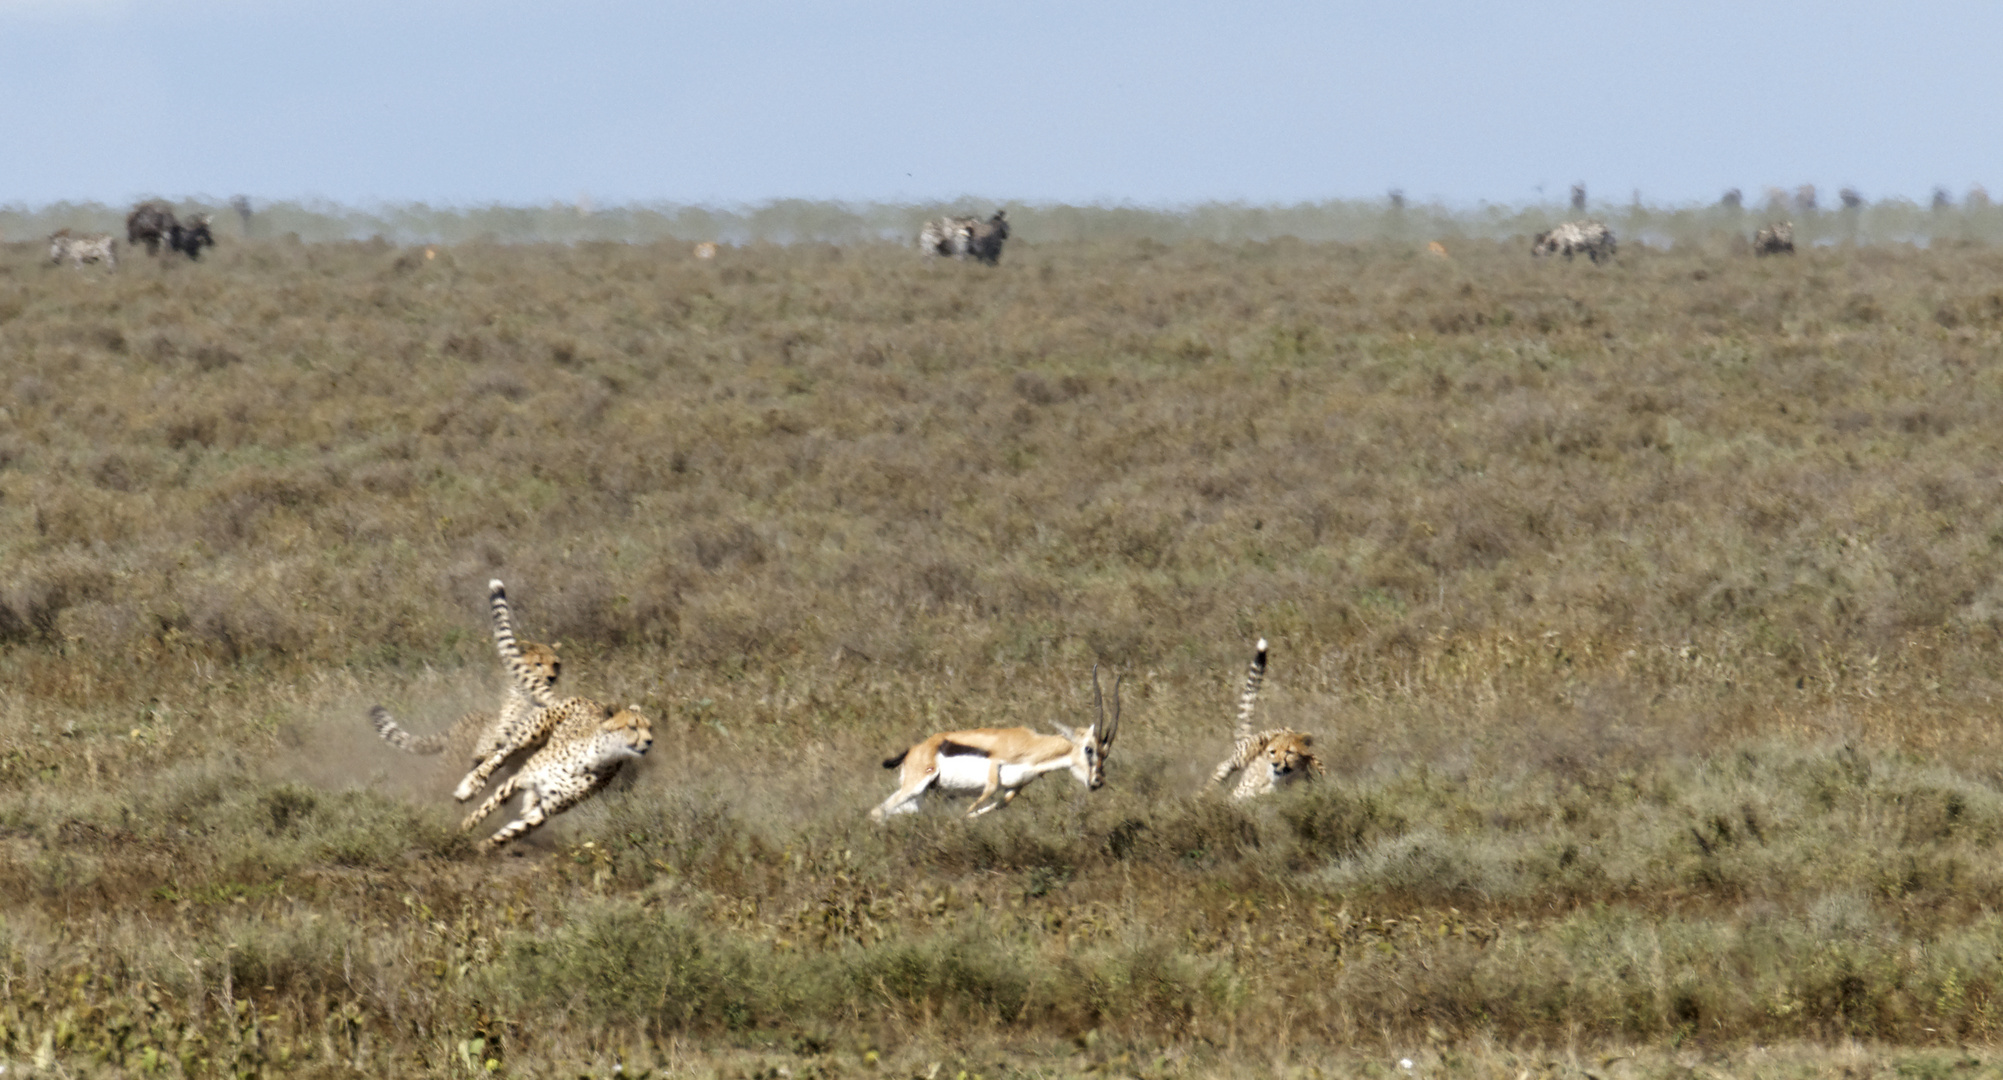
[4,0,1996,208]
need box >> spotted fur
[49,231,117,271]
[441,580,584,801]
[367,639,561,777]
[366,580,567,802]
[1753,221,1795,256]
[461,703,653,848]
[1208,638,1323,799]
[1530,220,1617,264]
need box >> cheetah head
[600,706,654,758]
[1263,732,1321,781]
[517,641,561,689]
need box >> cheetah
[460,701,653,849]
[368,580,566,802]
[1208,638,1323,799]
[459,582,656,847]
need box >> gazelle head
[1051,664,1121,789]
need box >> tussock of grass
[9,236,2003,1073]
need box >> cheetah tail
[488,579,557,708]
[1234,638,1268,739]
[368,705,449,755]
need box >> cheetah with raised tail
[1209,638,1324,799]
[459,579,655,848]
[368,582,566,802]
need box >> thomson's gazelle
[870,667,1121,822]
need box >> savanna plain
[9,231,2003,1077]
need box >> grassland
[7,231,2003,1076]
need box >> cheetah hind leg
[462,775,519,835]
[484,795,552,849]
[484,778,603,849]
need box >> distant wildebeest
[919,210,1009,264]
[1570,183,1587,212]
[168,215,216,260]
[230,195,252,235]
[49,230,118,271]
[1839,187,1863,210]
[1794,184,1817,212]
[1720,188,1743,209]
[1753,222,1795,256]
[964,210,1009,265]
[1530,220,1616,264]
[126,201,178,255]
[1933,187,1954,211]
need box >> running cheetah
[369,582,568,801]
[460,701,654,849]
[1208,638,1324,799]
[460,581,656,848]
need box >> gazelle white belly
[934,754,1036,792]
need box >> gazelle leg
[965,760,1004,817]
[870,775,932,823]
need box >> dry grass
[7,234,2003,1074]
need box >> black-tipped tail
[882,750,909,770]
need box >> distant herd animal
[128,201,215,260]
[1531,220,1618,264]
[42,201,218,273]
[1754,221,1795,256]
[48,231,117,271]
[920,210,1010,265]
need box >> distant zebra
[49,231,117,270]
[1753,222,1794,256]
[919,210,1009,264]
[919,215,977,258]
[1530,220,1616,264]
